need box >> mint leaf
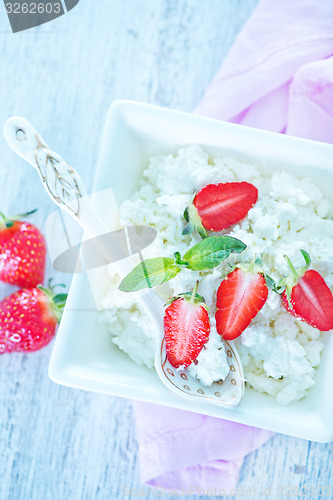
[183,236,246,271]
[119,257,180,292]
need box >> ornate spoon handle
[3,116,164,310]
[4,117,87,220]
[3,116,129,273]
[3,116,123,253]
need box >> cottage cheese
[100,146,333,405]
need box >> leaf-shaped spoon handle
[4,117,87,219]
[3,117,133,280]
[3,117,125,263]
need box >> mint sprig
[119,236,246,292]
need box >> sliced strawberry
[183,182,258,237]
[281,291,297,318]
[163,283,210,368]
[0,282,66,354]
[215,267,268,340]
[282,270,333,332]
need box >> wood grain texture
[0,1,332,499]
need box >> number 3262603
[5,2,62,14]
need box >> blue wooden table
[0,1,332,499]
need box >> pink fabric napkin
[134,402,273,492]
[134,0,333,491]
[195,0,333,141]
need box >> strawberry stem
[284,255,298,280]
[48,277,66,292]
[0,208,38,228]
[190,280,200,304]
[174,251,189,268]
[15,208,38,219]
[247,258,256,273]
[0,212,8,229]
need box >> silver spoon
[3,116,244,408]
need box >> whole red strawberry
[0,209,46,288]
[281,250,333,332]
[215,265,268,340]
[0,283,66,354]
[163,282,210,368]
[183,182,258,238]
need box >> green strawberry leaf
[300,249,311,267]
[297,249,311,276]
[179,291,207,306]
[264,274,285,294]
[53,293,68,305]
[264,273,276,291]
[182,222,194,235]
[119,257,180,292]
[0,208,38,228]
[164,291,206,307]
[185,203,208,239]
[220,264,236,280]
[283,249,312,294]
[197,225,208,239]
[183,236,246,271]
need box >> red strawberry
[0,210,46,288]
[163,282,210,368]
[183,182,258,238]
[215,266,268,340]
[0,283,66,354]
[281,251,333,331]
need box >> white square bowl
[49,100,333,442]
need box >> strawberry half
[163,282,210,368]
[183,182,258,238]
[281,250,333,332]
[215,266,268,340]
[0,209,46,288]
[0,283,67,354]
